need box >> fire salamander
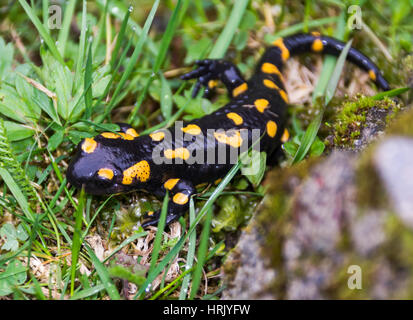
[67,33,390,227]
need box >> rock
[222,110,413,299]
[353,107,389,151]
[222,227,277,300]
[373,136,413,229]
[349,209,387,256]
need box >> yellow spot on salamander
[164,148,190,160]
[181,124,201,135]
[369,69,376,81]
[208,79,218,88]
[101,132,120,139]
[98,168,114,180]
[150,131,165,142]
[262,80,289,103]
[254,99,269,113]
[312,39,324,52]
[214,178,222,185]
[101,132,135,140]
[281,128,290,143]
[266,120,277,138]
[147,211,154,216]
[279,89,289,103]
[164,178,180,190]
[214,130,243,148]
[261,62,285,82]
[126,128,139,137]
[196,182,208,189]
[311,31,321,37]
[263,79,279,90]
[81,138,97,153]
[173,192,189,205]
[119,133,134,140]
[122,160,150,185]
[226,112,243,125]
[232,83,248,97]
[272,38,290,61]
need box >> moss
[327,95,399,149]
[355,107,413,210]
[385,107,413,136]
[355,147,390,210]
[401,54,413,88]
[109,196,157,242]
[380,214,413,298]
[383,215,413,266]
[222,248,241,285]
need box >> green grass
[0,0,412,300]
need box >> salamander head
[67,135,150,195]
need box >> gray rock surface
[222,135,413,299]
[221,226,277,300]
[373,137,413,229]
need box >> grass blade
[134,159,242,299]
[128,0,188,123]
[324,39,353,105]
[0,167,34,221]
[92,0,109,56]
[312,11,346,103]
[265,17,338,42]
[96,0,158,55]
[85,243,121,300]
[103,0,160,120]
[70,284,105,300]
[153,0,187,72]
[18,0,65,65]
[42,0,49,33]
[70,188,85,296]
[179,198,197,300]
[292,39,353,164]
[74,0,88,93]
[57,0,77,58]
[208,0,249,59]
[189,207,212,299]
[311,55,338,104]
[84,43,93,119]
[102,231,148,264]
[372,87,410,100]
[148,192,169,275]
[292,12,348,164]
[291,113,323,164]
[109,7,131,69]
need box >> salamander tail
[267,32,390,91]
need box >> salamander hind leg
[141,179,195,228]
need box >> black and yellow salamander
[67,33,390,227]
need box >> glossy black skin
[67,33,390,227]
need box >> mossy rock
[222,108,413,299]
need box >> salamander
[66,33,390,227]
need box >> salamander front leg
[181,59,246,98]
[141,179,195,228]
